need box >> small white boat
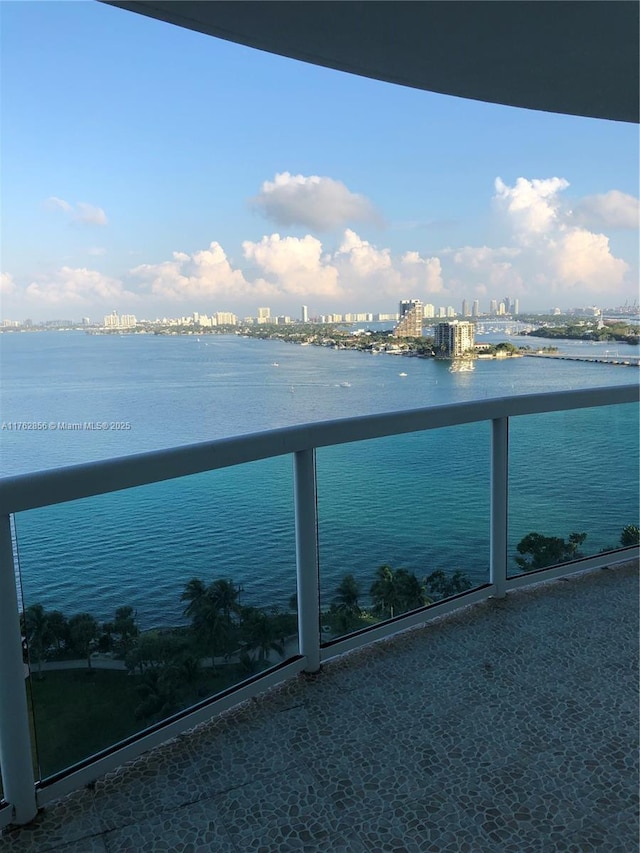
[339,381,351,388]
[399,372,407,377]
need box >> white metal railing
[0,384,638,826]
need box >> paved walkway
[2,562,638,852]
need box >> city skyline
[1,2,638,323]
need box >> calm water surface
[1,332,637,626]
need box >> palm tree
[370,565,401,619]
[331,573,362,632]
[24,603,52,678]
[68,613,98,669]
[394,568,428,613]
[240,608,285,665]
[370,566,428,619]
[181,577,241,667]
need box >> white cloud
[494,176,569,241]
[75,203,108,226]
[252,172,379,230]
[550,228,629,291]
[1,272,17,295]
[44,197,108,226]
[400,251,444,293]
[132,243,251,301]
[44,196,73,214]
[453,245,521,269]
[25,267,134,305]
[573,190,639,230]
[336,229,392,277]
[243,234,340,297]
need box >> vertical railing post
[0,514,37,825]
[490,418,509,598]
[293,449,321,673]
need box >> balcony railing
[0,384,638,827]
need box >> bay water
[1,331,637,628]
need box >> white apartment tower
[301,305,309,323]
[257,307,271,324]
[434,321,475,358]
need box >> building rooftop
[3,561,637,852]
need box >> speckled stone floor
[2,562,638,853]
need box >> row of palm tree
[327,566,473,632]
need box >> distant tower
[301,305,309,323]
[490,299,498,314]
[472,300,479,317]
[257,307,271,324]
[462,299,470,317]
[423,303,435,319]
[394,299,423,338]
[513,299,520,315]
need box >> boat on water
[339,381,351,388]
[399,372,407,377]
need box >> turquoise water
[1,332,638,627]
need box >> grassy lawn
[29,665,252,779]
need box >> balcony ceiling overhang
[102,0,638,123]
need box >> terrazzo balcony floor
[2,562,638,853]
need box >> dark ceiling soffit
[101,1,639,123]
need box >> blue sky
[1,0,638,321]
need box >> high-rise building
[446,306,456,318]
[257,307,271,324]
[301,305,308,323]
[472,300,480,317]
[394,299,423,338]
[513,299,520,315]
[215,312,237,325]
[490,299,498,314]
[103,311,136,329]
[434,321,475,358]
[423,303,435,319]
[462,299,470,317]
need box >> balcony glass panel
[316,423,490,641]
[14,456,297,780]
[508,402,639,578]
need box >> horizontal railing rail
[0,383,638,826]
[0,385,636,514]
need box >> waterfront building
[462,299,470,317]
[472,299,480,317]
[434,320,475,357]
[513,299,520,315]
[215,312,237,325]
[489,299,498,314]
[103,311,136,329]
[394,299,423,338]
[446,306,456,318]
[257,307,271,324]
[301,305,308,323]
[423,303,435,319]
[438,306,447,318]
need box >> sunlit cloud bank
[3,175,636,319]
[24,267,136,305]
